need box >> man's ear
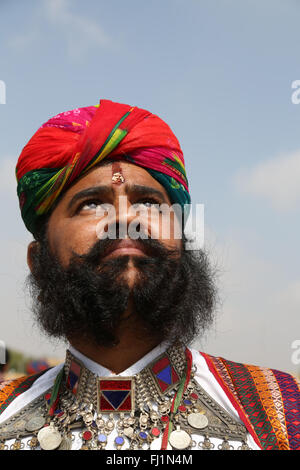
[27,241,40,274]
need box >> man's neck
[68,307,162,374]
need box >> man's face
[46,161,182,286]
[28,160,216,348]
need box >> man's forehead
[64,161,171,201]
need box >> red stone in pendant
[44,393,51,401]
[190,393,198,400]
[151,427,160,437]
[83,431,92,441]
[178,405,187,412]
[161,416,169,423]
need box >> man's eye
[82,202,97,210]
[132,199,160,208]
[78,200,105,212]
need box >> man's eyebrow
[67,186,113,210]
[128,184,167,201]
[67,184,167,211]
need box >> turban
[16,99,191,235]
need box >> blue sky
[0,0,300,373]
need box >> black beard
[28,234,217,348]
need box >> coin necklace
[35,344,193,450]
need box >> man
[0,99,299,451]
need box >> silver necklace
[0,343,250,450]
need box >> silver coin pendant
[187,412,209,429]
[37,426,62,450]
[169,429,191,450]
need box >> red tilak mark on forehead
[111,162,125,184]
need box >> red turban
[16,99,190,235]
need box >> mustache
[72,235,182,269]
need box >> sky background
[0,0,300,374]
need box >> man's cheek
[62,221,99,256]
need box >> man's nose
[96,195,149,239]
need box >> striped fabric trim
[261,368,288,436]
[201,352,300,450]
[211,358,280,449]
[272,369,300,450]
[0,369,50,416]
[201,353,263,449]
[246,365,289,450]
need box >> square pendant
[148,352,180,396]
[97,377,135,414]
[66,358,83,396]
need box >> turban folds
[16,99,190,235]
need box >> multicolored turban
[16,99,190,235]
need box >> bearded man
[0,100,299,451]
